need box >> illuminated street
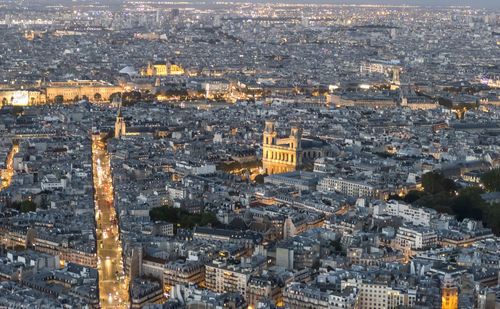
[92,136,129,308]
[1,145,18,191]
[0,1,500,307]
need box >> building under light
[262,121,334,175]
[441,274,458,309]
[141,60,184,76]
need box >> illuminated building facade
[130,279,164,309]
[0,90,43,106]
[247,277,283,309]
[141,60,184,76]
[441,275,458,309]
[262,121,333,175]
[33,236,97,268]
[24,30,43,40]
[360,59,403,85]
[481,74,500,88]
[317,177,377,198]
[163,261,205,289]
[205,257,266,299]
[353,281,389,309]
[45,80,122,103]
[0,80,121,106]
[283,282,358,309]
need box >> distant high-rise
[213,15,222,27]
[171,9,180,18]
[301,16,309,27]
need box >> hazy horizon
[26,0,500,10]
[131,0,500,9]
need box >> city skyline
[0,1,499,309]
[16,0,500,9]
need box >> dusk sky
[46,0,500,9]
[139,0,500,9]
[294,0,500,8]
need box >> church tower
[289,126,303,168]
[289,126,302,150]
[263,120,276,146]
[115,102,126,139]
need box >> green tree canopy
[102,129,115,143]
[438,97,453,108]
[451,187,485,221]
[11,106,24,117]
[481,169,500,192]
[407,183,500,235]
[122,91,142,106]
[9,200,37,213]
[403,190,425,204]
[110,92,122,102]
[254,173,267,184]
[20,200,37,213]
[150,206,218,231]
[486,204,500,235]
[54,95,64,104]
[421,171,455,194]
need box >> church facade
[141,60,184,76]
[262,121,333,175]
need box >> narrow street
[1,144,18,191]
[92,136,129,308]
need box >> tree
[438,97,453,108]
[330,239,343,253]
[486,203,500,235]
[421,172,441,193]
[73,95,80,102]
[228,217,247,230]
[481,169,500,192]
[160,89,188,97]
[149,206,217,229]
[415,191,454,215]
[11,106,24,117]
[421,172,455,194]
[54,95,64,104]
[102,129,115,143]
[403,190,425,204]
[254,173,268,184]
[20,200,36,213]
[451,187,485,221]
[110,92,121,103]
[122,91,141,106]
[39,194,49,210]
[442,178,456,192]
[200,212,217,227]
[220,161,241,172]
[408,174,500,235]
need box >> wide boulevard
[92,136,129,308]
